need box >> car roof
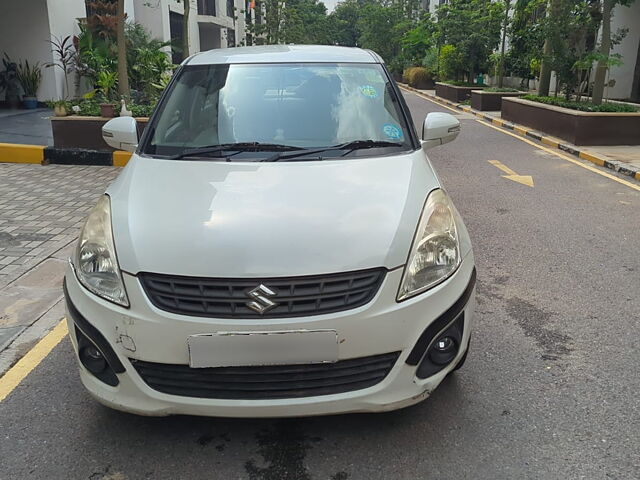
[186,45,383,65]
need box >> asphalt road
[1,91,639,480]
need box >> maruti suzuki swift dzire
[64,45,476,417]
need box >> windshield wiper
[262,140,404,162]
[169,142,300,160]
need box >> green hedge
[522,95,638,113]
[444,80,487,87]
[484,87,521,93]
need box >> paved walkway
[0,109,53,146]
[0,163,118,354]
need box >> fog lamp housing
[416,314,465,379]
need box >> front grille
[131,352,400,400]
[138,268,386,318]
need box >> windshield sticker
[359,85,379,99]
[383,123,403,140]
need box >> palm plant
[0,54,20,108]
[46,35,76,99]
[16,60,42,98]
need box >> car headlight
[397,189,461,301]
[74,195,129,307]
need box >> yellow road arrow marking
[489,160,534,187]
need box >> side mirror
[102,117,138,152]
[421,112,460,149]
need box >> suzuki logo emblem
[246,284,278,314]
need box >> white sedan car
[64,45,476,417]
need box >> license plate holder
[187,330,339,368]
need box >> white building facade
[0,0,246,103]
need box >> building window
[227,0,234,16]
[197,0,216,16]
[227,28,236,47]
[169,11,185,63]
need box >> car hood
[107,152,441,277]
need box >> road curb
[400,84,640,182]
[0,143,132,167]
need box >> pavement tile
[0,325,24,351]
[0,163,119,289]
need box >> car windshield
[142,63,413,159]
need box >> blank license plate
[187,330,339,368]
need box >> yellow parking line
[0,143,45,164]
[477,120,640,192]
[0,320,68,402]
[113,150,132,167]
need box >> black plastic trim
[74,325,119,386]
[137,267,387,319]
[64,280,126,374]
[45,147,112,165]
[405,268,477,366]
[415,313,465,378]
[381,62,421,150]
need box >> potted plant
[0,54,21,109]
[52,100,68,117]
[16,60,42,109]
[96,71,118,117]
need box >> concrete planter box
[470,90,526,111]
[501,97,640,146]
[407,78,436,90]
[435,82,486,102]
[51,116,149,151]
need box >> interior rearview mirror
[421,112,460,149]
[102,117,138,152]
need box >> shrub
[522,95,638,113]
[406,67,433,89]
[402,67,419,84]
[438,45,463,82]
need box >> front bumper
[64,256,476,417]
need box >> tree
[506,0,545,87]
[401,14,435,68]
[436,0,504,81]
[327,0,361,47]
[591,0,635,104]
[247,0,286,44]
[282,0,330,44]
[116,0,130,98]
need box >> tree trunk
[498,0,510,88]
[631,31,640,101]
[116,0,129,99]
[538,37,552,96]
[538,0,560,96]
[591,0,613,105]
[183,0,190,60]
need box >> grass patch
[484,87,522,93]
[522,95,638,113]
